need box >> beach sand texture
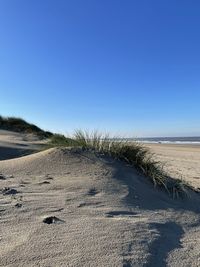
[147,143,200,190]
[0,131,200,266]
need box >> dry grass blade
[47,129,192,198]
[73,130,192,198]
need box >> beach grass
[0,113,193,198]
[0,116,52,138]
[48,134,77,147]
[72,130,191,198]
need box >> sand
[146,143,200,190]
[0,131,200,266]
[0,130,46,160]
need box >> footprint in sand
[0,174,6,180]
[45,174,54,180]
[0,174,14,180]
[1,187,18,195]
[0,208,6,213]
[13,195,23,208]
[38,181,51,185]
[43,216,65,224]
[15,203,22,208]
[87,187,99,196]
[45,177,54,180]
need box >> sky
[0,0,200,137]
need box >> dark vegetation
[0,116,52,139]
[48,134,77,147]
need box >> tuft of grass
[73,130,191,198]
[73,129,109,151]
[48,134,78,147]
[0,116,52,139]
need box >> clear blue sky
[0,0,200,137]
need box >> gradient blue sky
[0,0,200,137]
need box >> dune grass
[48,134,77,147]
[73,130,192,198]
[0,116,52,138]
[28,125,194,198]
[0,115,194,198]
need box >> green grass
[0,116,52,139]
[48,134,77,147]
[72,130,192,198]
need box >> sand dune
[0,133,200,266]
[0,130,46,160]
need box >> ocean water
[134,137,200,145]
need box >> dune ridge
[0,145,200,266]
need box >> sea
[134,136,200,145]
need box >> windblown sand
[0,132,200,266]
[0,130,45,160]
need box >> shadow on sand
[107,157,200,213]
[144,222,184,267]
[0,146,35,160]
[103,156,200,266]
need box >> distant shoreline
[144,142,200,149]
[134,136,200,145]
[139,141,200,145]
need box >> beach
[146,143,200,189]
[0,131,200,266]
[1,1,200,265]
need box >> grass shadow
[144,222,184,267]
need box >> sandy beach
[0,131,200,266]
[1,0,200,265]
[146,143,200,190]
